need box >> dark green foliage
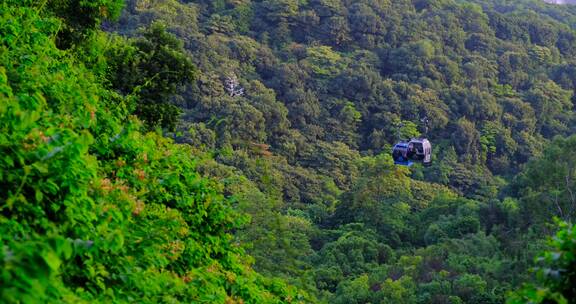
[512,135,576,225]
[47,0,125,48]
[107,0,576,301]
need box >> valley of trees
[1,0,576,303]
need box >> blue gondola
[392,138,432,166]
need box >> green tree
[515,135,576,224]
[334,154,412,244]
[47,0,125,48]
[107,22,196,130]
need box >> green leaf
[35,188,43,202]
[32,162,49,174]
[42,250,61,271]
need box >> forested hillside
[1,0,576,303]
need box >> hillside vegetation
[1,0,576,303]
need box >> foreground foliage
[509,223,576,304]
[0,2,305,303]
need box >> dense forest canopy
[1,0,576,303]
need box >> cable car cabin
[392,138,432,166]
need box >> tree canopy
[2,0,576,303]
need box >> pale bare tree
[224,74,244,98]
